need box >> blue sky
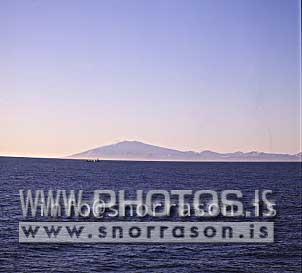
[0,0,300,157]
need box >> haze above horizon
[0,0,300,158]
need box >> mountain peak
[117,140,145,145]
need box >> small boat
[86,158,101,162]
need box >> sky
[0,0,301,157]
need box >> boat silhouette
[86,158,101,162]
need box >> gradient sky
[0,0,301,157]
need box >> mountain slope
[71,141,200,160]
[69,141,301,161]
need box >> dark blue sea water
[0,157,301,272]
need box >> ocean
[0,157,301,272]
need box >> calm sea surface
[0,157,301,272]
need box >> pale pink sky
[0,1,301,157]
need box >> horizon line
[0,155,301,163]
[1,139,300,159]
